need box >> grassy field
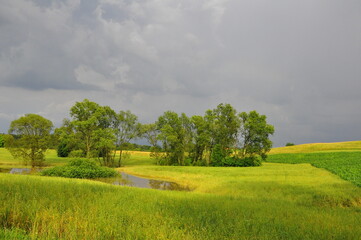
[270,140,361,154]
[268,141,361,187]
[0,149,153,169]
[0,142,361,239]
[0,149,71,169]
[1,164,361,239]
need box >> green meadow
[1,141,361,239]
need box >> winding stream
[2,168,189,191]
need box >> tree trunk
[118,149,123,167]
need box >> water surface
[1,168,189,191]
[96,172,190,191]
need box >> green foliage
[222,156,262,167]
[238,111,274,160]
[93,128,116,167]
[210,144,225,166]
[57,141,71,157]
[157,111,190,165]
[189,115,211,165]
[152,104,274,167]
[0,134,4,148]
[206,103,240,151]
[41,158,118,179]
[54,119,78,157]
[268,151,361,187]
[68,150,85,158]
[211,144,262,167]
[5,114,53,167]
[113,110,141,166]
[285,142,295,146]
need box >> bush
[286,142,295,147]
[218,156,262,167]
[57,142,71,157]
[68,150,85,158]
[41,159,118,179]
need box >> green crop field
[268,141,361,187]
[270,140,361,154]
[0,142,361,239]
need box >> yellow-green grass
[1,163,361,239]
[0,148,153,170]
[270,140,361,154]
[268,141,361,187]
[121,151,155,166]
[0,148,73,169]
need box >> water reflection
[2,168,41,174]
[1,168,190,192]
[96,172,190,191]
[9,168,31,174]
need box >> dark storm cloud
[0,0,360,146]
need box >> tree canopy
[6,100,274,168]
[144,103,275,167]
[5,114,53,167]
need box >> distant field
[270,140,361,154]
[0,149,153,169]
[0,149,72,169]
[268,141,361,187]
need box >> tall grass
[1,167,361,239]
[1,142,361,239]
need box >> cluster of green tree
[119,143,152,151]
[54,99,141,167]
[4,99,274,168]
[148,103,274,166]
[5,114,53,167]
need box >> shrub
[41,159,118,179]
[220,156,262,167]
[68,150,85,158]
[286,142,295,147]
[57,142,71,157]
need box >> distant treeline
[4,99,274,168]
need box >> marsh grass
[1,170,361,239]
[1,142,361,239]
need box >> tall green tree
[69,99,117,159]
[189,115,211,165]
[55,118,78,157]
[141,123,161,160]
[205,103,240,165]
[93,128,117,167]
[70,99,101,158]
[5,114,53,167]
[157,111,190,165]
[238,111,274,160]
[113,110,141,167]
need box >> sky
[0,0,360,147]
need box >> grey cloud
[1,0,361,146]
